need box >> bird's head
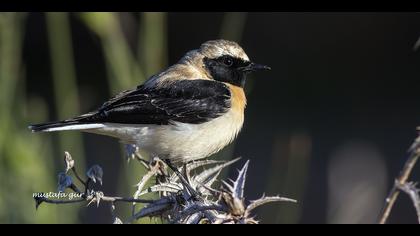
[184,39,271,88]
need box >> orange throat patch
[227,84,247,113]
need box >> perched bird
[29,39,270,164]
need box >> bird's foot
[163,159,201,201]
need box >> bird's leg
[163,159,200,200]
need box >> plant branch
[71,166,87,186]
[35,192,159,209]
[395,182,420,224]
[378,128,420,224]
[35,197,85,206]
[99,195,158,204]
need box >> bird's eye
[223,57,234,67]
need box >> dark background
[3,12,420,223]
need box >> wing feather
[81,79,232,125]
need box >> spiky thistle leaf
[184,212,204,224]
[192,158,240,189]
[232,160,249,199]
[140,182,182,196]
[133,197,175,220]
[246,195,297,214]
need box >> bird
[29,39,270,165]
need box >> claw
[163,159,201,201]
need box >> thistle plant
[34,147,296,224]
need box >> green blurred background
[0,12,419,224]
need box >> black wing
[81,79,232,125]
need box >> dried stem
[71,166,87,186]
[378,128,420,224]
[36,192,158,207]
[395,182,420,224]
[36,197,85,205]
[100,195,158,204]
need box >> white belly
[90,108,244,163]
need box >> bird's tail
[29,119,104,133]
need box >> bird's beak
[242,62,271,72]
